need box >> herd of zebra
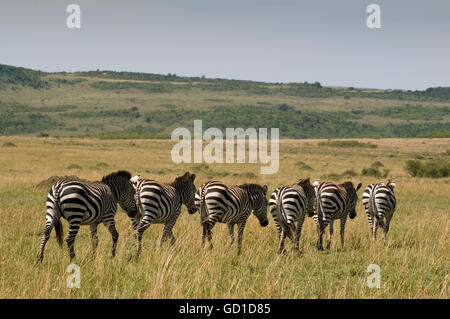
[36,170,396,263]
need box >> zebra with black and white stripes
[195,181,269,255]
[362,180,396,244]
[269,178,315,254]
[36,170,137,263]
[313,180,362,250]
[131,172,197,256]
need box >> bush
[318,140,377,148]
[405,160,450,178]
[361,167,382,178]
[342,169,358,177]
[371,161,384,168]
[67,164,82,170]
[361,166,389,178]
[2,142,16,147]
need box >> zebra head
[386,180,396,192]
[239,183,269,227]
[172,172,198,214]
[340,181,362,219]
[297,177,316,217]
[102,170,138,218]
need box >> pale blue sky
[1,0,449,90]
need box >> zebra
[131,172,197,256]
[36,170,137,263]
[313,180,362,250]
[195,181,269,255]
[269,178,315,254]
[362,180,396,244]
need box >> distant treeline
[75,70,450,102]
[1,100,449,138]
[138,104,450,139]
[0,64,49,89]
[1,64,450,101]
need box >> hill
[0,64,449,138]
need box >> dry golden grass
[0,137,448,298]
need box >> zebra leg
[206,226,213,250]
[278,230,286,255]
[236,221,247,255]
[36,218,54,264]
[103,219,119,258]
[135,215,153,256]
[316,222,324,251]
[326,220,334,250]
[131,216,140,237]
[201,224,212,249]
[202,219,216,250]
[227,223,235,246]
[339,217,347,249]
[161,219,176,247]
[66,218,82,261]
[90,223,99,258]
[201,224,207,247]
[294,215,306,251]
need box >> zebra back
[271,177,314,240]
[132,172,197,220]
[313,180,362,223]
[362,180,396,220]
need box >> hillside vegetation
[0,64,449,138]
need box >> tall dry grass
[0,137,448,298]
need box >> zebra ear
[313,180,320,187]
[388,181,396,190]
[262,185,268,195]
[356,182,362,191]
[130,174,140,184]
[190,173,196,182]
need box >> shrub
[405,160,450,178]
[318,140,377,148]
[371,161,384,168]
[67,164,82,170]
[342,170,358,177]
[2,142,16,147]
[361,167,382,178]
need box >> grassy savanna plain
[0,136,448,298]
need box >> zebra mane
[340,181,362,192]
[340,181,354,189]
[171,172,195,186]
[102,170,132,183]
[238,183,267,194]
[238,183,261,189]
[297,177,311,187]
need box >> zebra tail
[370,186,384,228]
[52,183,64,247]
[199,186,209,225]
[276,189,293,241]
[314,183,325,228]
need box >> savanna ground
[0,136,448,298]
